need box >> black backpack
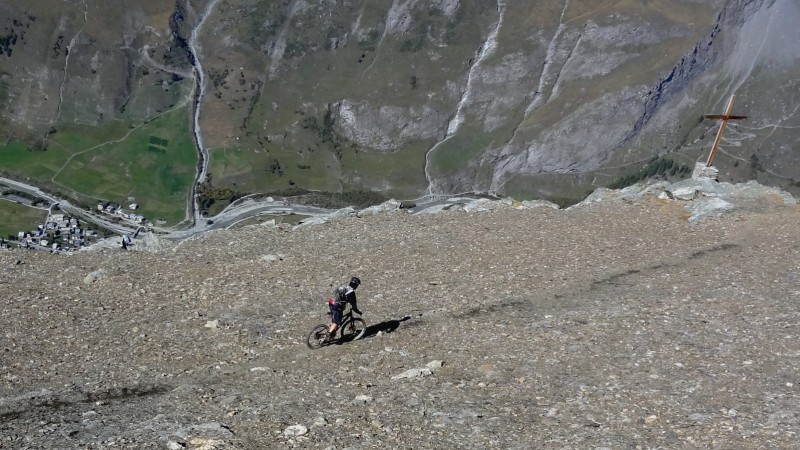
[331,286,347,309]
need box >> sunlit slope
[0,0,199,224]
[2,0,799,208]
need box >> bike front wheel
[341,317,366,342]
[306,324,329,349]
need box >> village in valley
[1,186,153,252]
[3,212,100,252]
[95,201,148,226]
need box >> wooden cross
[704,95,748,166]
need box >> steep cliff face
[0,0,206,139]
[0,0,798,205]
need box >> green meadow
[0,199,46,238]
[208,139,429,200]
[0,108,197,226]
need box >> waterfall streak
[49,0,88,136]
[423,0,507,197]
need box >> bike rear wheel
[306,324,329,349]
[340,317,367,342]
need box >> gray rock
[353,394,373,403]
[691,162,719,180]
[312,417,327,427]
[425,360,444,370]
[358,200,402,217]
[688,413,713,424]
[261,254,283,262]
[391,368,433,380]
[83,269,107,284]
[283,424,308,437]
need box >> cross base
[691,162,719,181]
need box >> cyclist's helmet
[349,276,361,289]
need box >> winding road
[0,1,452,246]
[0,1,339,245]
[186,0,223,226]
[0,175,337,241]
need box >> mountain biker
[327,276,362,339]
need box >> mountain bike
[306,309,366,349]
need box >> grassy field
[208,145,342,194]
[208,137,430,199]
[0,107,197,225]
[53,108,197,225]
[0,140,74,180]
[338,143,430,197]
[0,199,46,238]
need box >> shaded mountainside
[1,0,799,208]
[1,188,799,448]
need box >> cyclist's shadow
[362,315,411,339]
